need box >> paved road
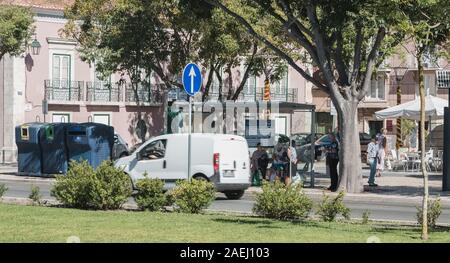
[2,178,450,224]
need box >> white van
[115,133,251,199]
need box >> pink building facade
[0,2,311,162]
[0,5,166,162]
[1,1,449,163]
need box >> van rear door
[215,137,250,184]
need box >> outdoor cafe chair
[431,149,443,171]
[390,149,407,172]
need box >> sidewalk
[248,161,450,204]
[0,164,53,183]
[2,162,450,204]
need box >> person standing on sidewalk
[376,137,387,178]
[367,135,379,187]
[287,140,298,186]
[324,133,339,192]
[377,128,391,170]
[251,143,268,185]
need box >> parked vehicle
[297,132,371,163]
[113,133,129,160]
[292,132,324,147]
[114,133,251,200]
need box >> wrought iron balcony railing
[206,86,298,102]
[44,79,84,101]
[125,83,165,104]
[86,81,122,102]
[255,87,298,102]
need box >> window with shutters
[366,75,386,101]
[52,54,71,88]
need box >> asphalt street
[2,178,450,224]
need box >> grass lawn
[0,204,448,243]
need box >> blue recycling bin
[39,123,70,175]
[15,123,47,176]
[66,123,114,168]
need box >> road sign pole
[182,63,202,182]
[188,96,192,181]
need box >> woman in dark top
[324,133,339,192]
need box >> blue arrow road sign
[182,63,202,96]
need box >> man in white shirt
[367,135,379,186]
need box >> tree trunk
[337,101,363,193]
[215,69,223,102]
[418,56,429,240]
[226,66,233,100]
[202,64,215,101]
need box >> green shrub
[51,160,95,209]
[253,181,313,220]
[171,179,215,214]
[0,183,7,198]
[316,191,351,222]
[51,160,132,210]
[165,189,175,207]
[416,198,442,229]
[362,210,371,224]
[90,160,133,210]
[29,185,42,205]
[134,177,166,211]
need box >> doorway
[369,121,384,137]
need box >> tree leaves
[0,5,34,60]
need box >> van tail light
[213,153,220,173]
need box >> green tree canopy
[204,0,409,193]
[0,5,34,60]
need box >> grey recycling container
[39,123,70,175]
[15,123,47,176]
[66,123,114,168]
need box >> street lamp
[392,66,409,150]
[30,35,41,56]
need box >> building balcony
[44,79,84,102]
[125,83,165,105]
[256,87,297,102]
[86,81,122,103]
[207,87,298,102]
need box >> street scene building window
[273,72,288,95]
[415,74,436,96]
[244,75,256,95]
[368,75,385,100]
[52,54,71,88]
[437,70,450,88]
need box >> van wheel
[192,174,208,181]
[224,190,244,200]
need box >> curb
[0,197,57,206]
